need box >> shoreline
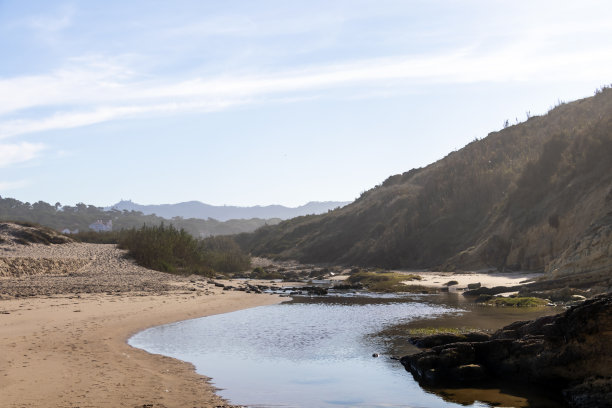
[0,225,570,407]
[0,230,284,407]
[0,289,282,407]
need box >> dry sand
[0,291,280,408]
[0,229,282,408]
[0,292,278,407]
[409,270,544,291]
[327,267,543,293]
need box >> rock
[467,282,481,290]
[463,285,520,297]
[332,283,363,290]
[563,377,612,408]
[450,364,486,382]
[410,333,467,348]
[464,332,491,342]
[400,294,612,406]
[301,286,328,296]
[409,332,490,348]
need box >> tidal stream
[129,293,563,407]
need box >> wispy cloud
[0,142,45,167]
[2,21,612,139]
[0,100,251,139]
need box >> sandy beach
[0,291,280,408]
[0,226,281,408]
[409,270,544,291]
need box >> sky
[1,0,612,207]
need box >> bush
[199,235,251,273]
[479,296,549,307]
[73,230,120,244]
[250,266,283,280]
[117,224,251,276]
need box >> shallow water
[129,293,562,408]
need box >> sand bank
[411,270,543,291]
[0,230,282,408]
[0,290,281,407]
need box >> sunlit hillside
[238,87,612,278]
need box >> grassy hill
[237,87,612,278]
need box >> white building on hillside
[89,220,112,232]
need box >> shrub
[250,267,283,280]
[347,271,426,292]
[73,230,120,244]
[117,224,251,276]
[479,296,549,307]
[199,235,251,272]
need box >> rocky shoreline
[400,294,612,407]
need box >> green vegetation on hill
[0,197,281,238]
[237,87,612,283]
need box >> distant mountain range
[107,200,350,222]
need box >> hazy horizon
[2,1,612,207]
[107,198,351,209]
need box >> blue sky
[1,0,612,207]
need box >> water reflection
[129,293,561,407]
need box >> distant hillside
[237,87,612,281]
[107,200,349,221]
[0,198,281,238]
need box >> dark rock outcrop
[408,332,490,348]
[463,285,519,297]
[400,294,612,407]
